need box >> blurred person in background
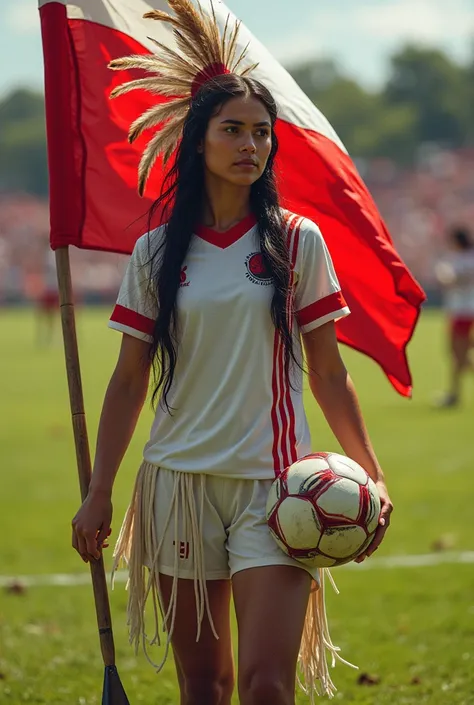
[435,226,474,407]
[36,239,59,346]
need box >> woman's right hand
[72,490,113,563]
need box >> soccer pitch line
[1,551,474,588]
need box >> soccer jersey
[443,252,474,317]
[109,212,350,479]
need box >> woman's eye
[225,126,238,133]
[256,129,270,137]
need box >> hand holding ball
[266,453,381,568]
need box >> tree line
[0,45,472,197]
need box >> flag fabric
[39,0,426,396]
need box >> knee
[239,669,294,705]
[183,672,234,705]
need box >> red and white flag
[39,0,425,396]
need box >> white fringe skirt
[112,461,356,700]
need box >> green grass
[0,308,473,704]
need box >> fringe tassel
[298,569,358,700]
[112,463,355,698]
[111,462,217,673]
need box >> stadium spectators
[0,193,127,304]
[1,146,474,303]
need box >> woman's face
[201,95,273,187]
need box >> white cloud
[268,31,327,67]
[5,0,40,35]
[265,0,474,86]
[356,0,474,43]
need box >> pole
[55,246,116,668]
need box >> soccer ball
[266,453,381,568]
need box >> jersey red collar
[196,213,257,249]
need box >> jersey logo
[245,253,272,286]
[179,266,190,287]
[173,540,190,560]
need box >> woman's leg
[159,574,235,705]
[232,565,311,705]
[449,329,471,401]
[437,320,472,406]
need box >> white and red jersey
[43,249,58,293]
[443,252,474,317]
[109,212,350,479]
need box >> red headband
[191,62,231,98]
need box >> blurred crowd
[362,146,474,288]
[0,193,127,304]
[1,145,473,304]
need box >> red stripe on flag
[40,3,83,249]
[276,120,425,396]
[110,304,155,336]
[40,6,158,253]
[297,291,348,328]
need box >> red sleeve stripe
[297,291,348,327]
[110,304,155,336]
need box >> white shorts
[154,468,319,582]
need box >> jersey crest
[245,252,272,286]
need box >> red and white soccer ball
[266,453,381,568]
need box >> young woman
[435,226,474,407]
[71,3,393,703]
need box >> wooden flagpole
[55,247,130,704]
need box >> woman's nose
[239,140,257,154]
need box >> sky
[1,0,474,97]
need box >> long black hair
[146,73,298,410]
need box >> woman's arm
[72,333,151,562]
[302,320,393,560]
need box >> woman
[71,2,393,702]
[435,226,474,408]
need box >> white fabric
[443,252,474,316]
[153,467,320,580]
[38,0,345,148]
[43,249,58,291]
[109,214,349,479]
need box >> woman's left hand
[354,480,393,563]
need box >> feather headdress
[108,0,258,195]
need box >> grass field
[0,308,473,705]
